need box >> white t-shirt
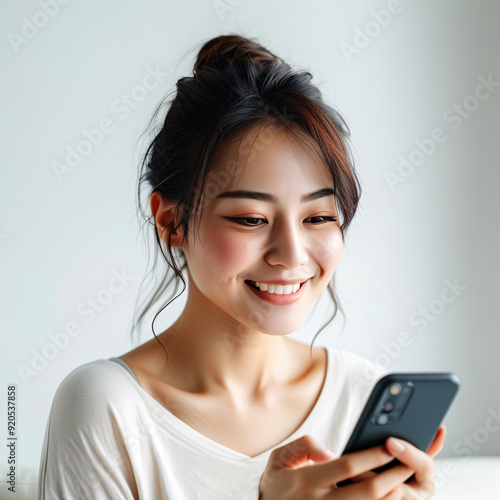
[37,348,384,500]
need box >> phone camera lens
[389,383,401,396]
[377,414,389,425]
[381,401,394,413]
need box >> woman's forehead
[208,123,331,188]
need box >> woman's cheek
[316,228,343,267]
[203,227,250,269]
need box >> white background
[1,0,499,483]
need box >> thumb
[427,425,446,458]
[270,434,336,470]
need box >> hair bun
[193,34,281,75]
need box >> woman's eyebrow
[214,188,334,203]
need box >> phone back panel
[343,372,460,454]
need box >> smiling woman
[174,123,344,328]
[37,34,445,500]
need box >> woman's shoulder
[57,358,134,391]
[327,347,386,392]
[50,359,140,422]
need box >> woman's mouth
[246,280,303,295]
[244,279,308,305]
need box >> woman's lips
[244,279,308,305]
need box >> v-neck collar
[107,346,338,463]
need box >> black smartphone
[338,372,460,485]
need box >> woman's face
[180,124,344,337]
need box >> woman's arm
[37,362,138,500]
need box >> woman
[38,34,445,499]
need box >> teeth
[249,281,301,295]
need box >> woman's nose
[264,219,309,268]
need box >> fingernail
[387,438,405,455]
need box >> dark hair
[131,34,361,356]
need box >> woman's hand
[258,426,446,500]
[381,425,447,499]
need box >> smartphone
[338,372,460,484]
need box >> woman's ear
[150,191,185,247]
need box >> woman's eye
[228,217,266,226]
[226,216,337,226]
[306,216,337,224]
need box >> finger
[349,470,377,482]
[426,426,446,458]
[267,434,336,471]
[375,463,415,486]
[385,437,435,493]
[331,464,412,500]
[381,486,404,500]
[300,445,395,488]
